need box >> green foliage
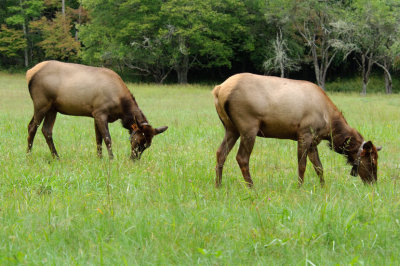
[0,0,44,66]
[0,0,399,88]
[30,13,81,61]
[349,0,399,52]
[0,25,26,57]
[79,0,257,83]
[5,0,44,26]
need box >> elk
[213,73,381,187]
[26,61,168,160]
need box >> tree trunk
[175,53,189,84]
[75,3,82,41]
[361,54,367,95]
[176,68,188,84]
[22,23,28,67]
[62,0,65,16]
[384,71,392,94]
[311,45,323,89]
[383,60,392,94]
[361,82,367,96]
[361,53,373,95]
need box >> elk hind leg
[236,134,256,188]
[42,110,59,158]
[27,106,49,153]
[215,129,239,188]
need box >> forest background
[0,0,399,93]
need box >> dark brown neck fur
[327,115,364,165]
[121,93,148,133]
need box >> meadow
[0,72,399,265]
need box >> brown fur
[213,73,380,187]
[26,60,167,159]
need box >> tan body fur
[27,61,132,118]
[213,73,380,187]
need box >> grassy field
[0,72,399,265]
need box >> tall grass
[0,73,399,264]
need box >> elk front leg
[94,121,103,158]
[308,145,324,186]
[297,135,312,186]
[236,134,256,188]
[215,129,239,188]
[94,115,113,160]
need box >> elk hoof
[246,182,254,189]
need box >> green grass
[0,72,399,265]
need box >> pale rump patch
[26,61,50,84]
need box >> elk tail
[212,85,234,129]
[26,61,50,95]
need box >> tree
[159,0,254,83]
[290,0,343,89]
[375,42,399,94]
[334,0,400,94]
[372,2,400,94]
[30,12,81,61]
[0,24,27,58]
[262,29,300,77]
[79,0,254,83]
[79,0,171,81]
[116,0,173,83]
[5,0,44,66]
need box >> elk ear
[154,126,168,135]
[362,141,373,154]
[363,141,373,149]
[376,146,382,151]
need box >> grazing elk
[213,73,381,187]
[26,61,168,160]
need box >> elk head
[130,123,168,160]
[350,141,382,184]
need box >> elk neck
[327,114,365,165]
[121,94,149,131]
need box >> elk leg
[42,110,59,158]
[215,129,239,188]
[94,115,113,159]
[94,121,103,158]
[297,136,311,186]
[308,145,324,186]
[236,134,256,188]
[27,117,37,152]
[27,109,47,153]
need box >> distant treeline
[0,0,399,93]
